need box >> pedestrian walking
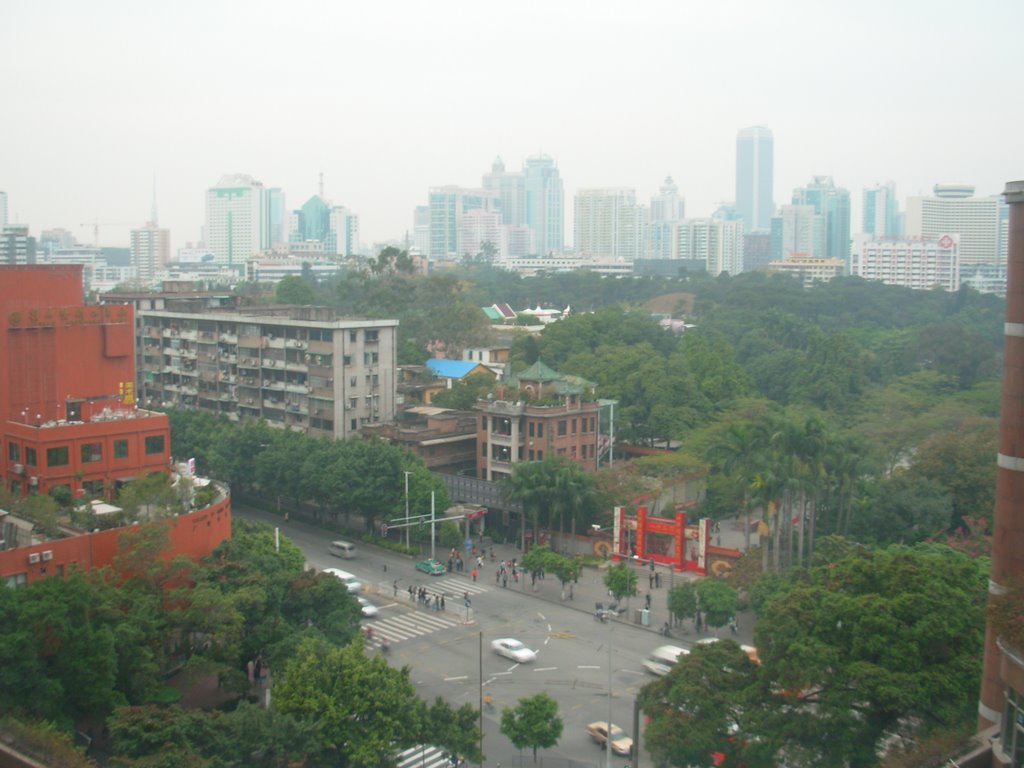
[649,573,654,589]
[393,579,398,597]
[502,573,508,588]
[471,568,478,582]
[645,592,652,610]
[655,572,661,588]
[569,583,574,600]
[440,594,446,611]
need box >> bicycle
[483,693,495,713]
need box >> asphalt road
[235,504,744,767]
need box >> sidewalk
[462,518,758,650]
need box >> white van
[328,540,356,559]
[324,568,362,593]
[642,644,690,676]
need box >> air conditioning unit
[28,552,41,564]
[41,550,53,562]
[13,463,24,474]
[28,476,38,486]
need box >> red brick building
[1,265,171,501]
[475,360,602,480]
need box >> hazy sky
[4,0,1023,255]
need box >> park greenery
[642,541,989,768]
[0,518,482,767]
[4,263,1016,765]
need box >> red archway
[613,505,709,575]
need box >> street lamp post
[607,623,613,768]
[404,471,411,549]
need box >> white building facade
[850,234,960,292]
[205,174,274,271]
[905,184,1005,266]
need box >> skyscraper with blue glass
[735,126,774,233]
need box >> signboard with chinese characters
[119,381,135,405]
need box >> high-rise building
[130,222,170,286]
[329,207,359,257]
[428,186,498,259]
[735,126,774,232]
[905,184,1006,266]
[676,219,745,276]
[267,187,286,247]
[412,206,430,255]
[648,176,685,260]
[777,204,821,258]
[482,157,524,228]
[290,195,332,244]
[459,209,502,261]
[792,176,851,261]
[0,226,37,265]
[863,182,900,238]
[204,174,274,270]
[0,192,7,230]
[574,188,646,260]
[522,155,564,255]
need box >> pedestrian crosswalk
[367,608,461,643]
[406,577,490,597]
[396,744,458,768]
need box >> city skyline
[3,0,1023,256]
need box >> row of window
[7,436,165,469]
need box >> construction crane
[79,218,136,247]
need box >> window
[536,423,544,438]
[350,331,357,342]
[528,450,535,460]
[81,442,102,463]
[558,420,567,436]
[481,442,487,457]
[8,442,18,462]
[528,423,535,437]
[350,377,357,387]
[144,435,165,455]
[47,446,69,467]
[83,479,104,497]
[114,439,128,459]
[536,450,543,460]
[25,447,36,467]
[350,418,357,431]
[571,418,577,435]
[5,573,27,589]
[366,330,378,342]
[343,355,352,366]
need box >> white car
[490,637,537,663]
[323,568,362,593]
[357,596,378,618]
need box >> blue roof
[426,359,483,379]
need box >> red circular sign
[939,234,954,249]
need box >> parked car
[490,637,537,663]
[415,558,446,576]
[586,721,633,756]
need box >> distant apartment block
[107,291,398,440]
[130,222,170,286]
[851,234,960,292]
[675,219,745,276]
[1,226,37,265]
[767,255,846,287]
[574,188,646,260]
[205,175,281,270]
[361,406,479,474]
